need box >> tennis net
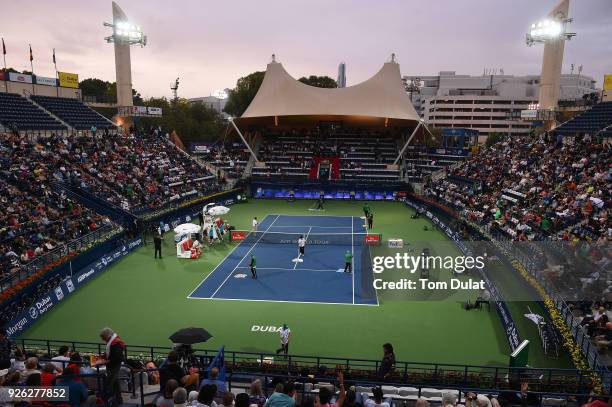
[230,230,382,246]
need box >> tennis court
[188,214,379,305]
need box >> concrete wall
[0,81,81,98]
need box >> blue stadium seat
[31,95,115,130]
[0,93,66,131]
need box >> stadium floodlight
[104,20,147,46]
[526,17,574,46]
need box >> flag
[29,44,33,62]
[52,48,56,65]
[2,38,5,55]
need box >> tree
[223,71,265,117]
[79,77,143,104]
[298,75,337,88]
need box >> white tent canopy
[240,57,419,125]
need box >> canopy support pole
[229,118,258,162]
[393,121,422,165]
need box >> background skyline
[1,0,610,100]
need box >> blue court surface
[188,215,378,305]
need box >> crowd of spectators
[201,143,251,179]
[426,134,610,242]
[0,133,114,282]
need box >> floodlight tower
[104,2,146,128]
[526,0,575,129]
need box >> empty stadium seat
[0,92,66,131]
[31,95,115,130]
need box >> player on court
[249,254,257,279]
[344,250,353,273]
[297,235,306,258]
[252,217,258,231]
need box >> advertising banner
[58,71,79,88]
[35,76,57,86]
[9,72,33,84]
[604,74,612,91]
[3,237,143,338]
[147,106,162,115]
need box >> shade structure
[238,58,419,128]
[173,223,201,235]
[208,206,230,216]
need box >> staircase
[243,133,263,178]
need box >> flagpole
[29,44,35,95]
[53,48,58,97]
[1,38,6,93]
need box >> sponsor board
[35,76,57,86]
[230,230,248,241]
[9,72,33,84]
[58,71,79,88]
[3,237,143,338]
[147,106,162,115]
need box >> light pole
[526,0,575,130]
[104,2,146,131]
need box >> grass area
[22,199,572,369]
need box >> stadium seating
[201,142,251,179]
[426,133,610,242]
[0,92,66,131]
[31,95,115,130]
[0,134,115,284]
[253,130,402,181]
[554,101,612,136]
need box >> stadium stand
[426,133,611,241]
[0,133,116,284]
[0,93,66,131]
[202,142,251,179]
[554,101,612,136]
[30,95,116,130]
[253,130,401,181]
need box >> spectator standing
[379,343,395,379]
[97,327,126,407]
[276,324,291,356]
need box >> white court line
[269,225,352,229]
[351,216,355,304]
[188,296,379,307]
[236,266,337,272]
[187,214,279,299]
[210,215,280,298]
[293,227,312,270]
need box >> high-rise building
[337,62,346,88]
[403,71,596,138]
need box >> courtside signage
[3,237,143,338]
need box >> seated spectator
[199,367,226,396]
[40,362,58,387]
[356,387,392,407]
[158,379,179,407]
[264,382,296,407]
[249,379,267,407]
[235,393,251,407]
[20,357,40,383]
[51,345,71,371]
[595,322,612,353]
[160,351,190,391]
[174,387,189,407]
[196,384,218,407]
[55,366,89,407]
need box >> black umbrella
[169,327,213,344]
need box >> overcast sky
[1,0,611,99]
